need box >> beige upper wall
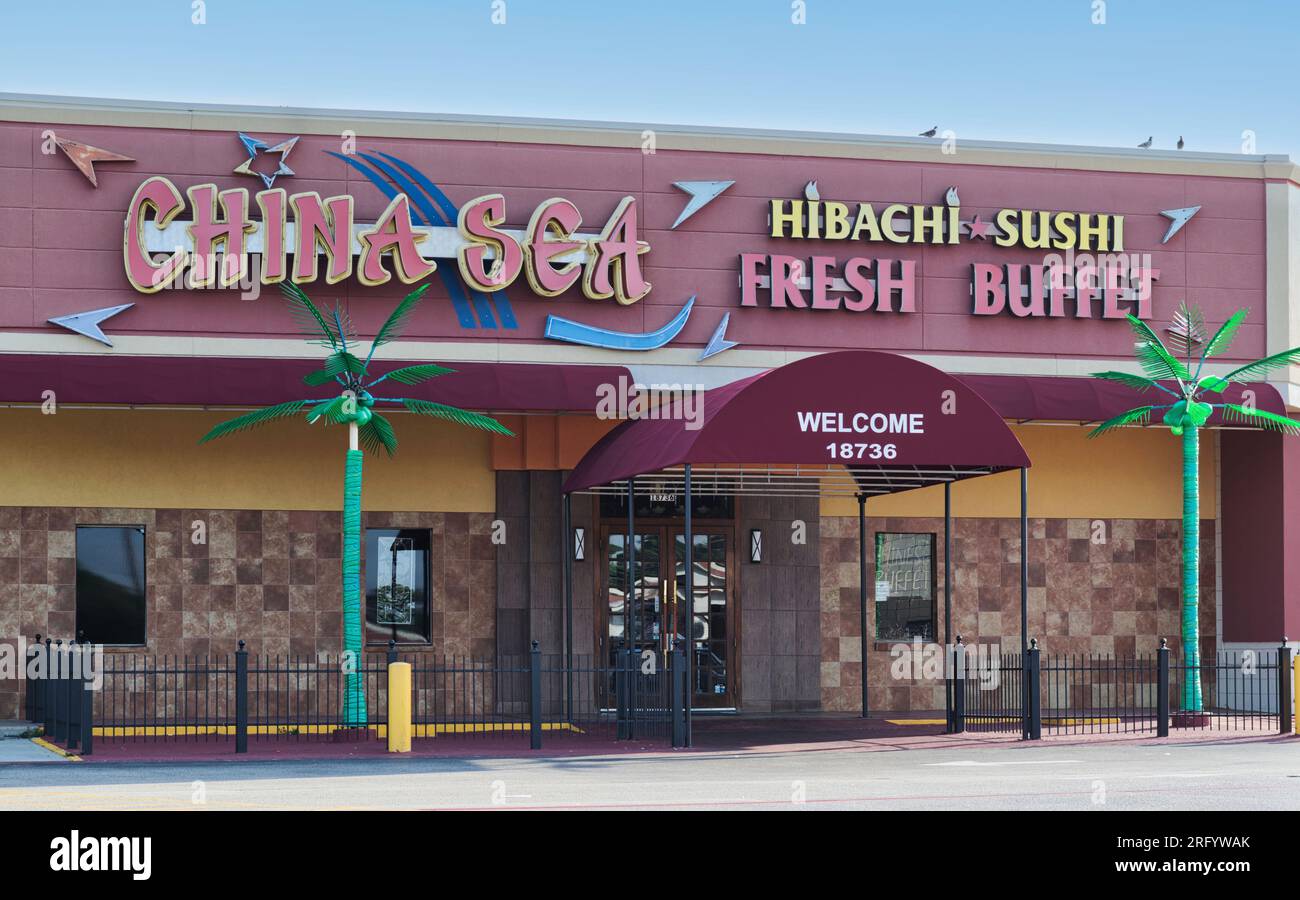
[0,407,495,512]
[1,92,1295,181]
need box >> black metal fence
[25,637,685,756]
[948,638,1294,739]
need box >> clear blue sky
[3,0,1295,156]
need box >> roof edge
[1,92,1294,182]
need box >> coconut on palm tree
[1089,303,1300,714]
[200,281,512,727]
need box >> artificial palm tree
[1089,303,1300,714]
[199,282,513,728]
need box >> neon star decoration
[232,132,299,188]
[54,137,134,187]
[965,214,992,239]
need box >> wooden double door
[599,524,737,709]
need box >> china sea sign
[1088,305,1300,713]
[198,282,512,727]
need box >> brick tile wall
[0,506,496,719]
[819,516,1217,713]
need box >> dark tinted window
[366,529,432,644]
[76,525,147,645]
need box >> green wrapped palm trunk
[199,282,515,736]
[1181,425,1203,712]
[341,447,367,726]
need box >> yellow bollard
[387,661,412,753]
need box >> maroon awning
[0,354,629,413]
[563,350,1031,495]
[957,373,1286,424]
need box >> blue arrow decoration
[1159,205,1201,244]
[700,312,739,360]
[48,304,134,346]
[545,296,694,350]
[671,180,735,229]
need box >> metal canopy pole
[857,492,869,719]
[944,481,953,732]
[627,477,636,653]
[626,477,636,740]
[1020,468,1028,654]
[562,491,573,719]
[683,463,694,747]
[1020,467,1029,739]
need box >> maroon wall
[1220,431,1300,642]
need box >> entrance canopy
[563,350,1031,497]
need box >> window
[365,529,432,644]
[75,525,147,645]
[599,491,734,520]
[874,532,936,642]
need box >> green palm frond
[1219,347,1300,384]
[280,282,340,350]
[330,303,358,352]
[1200,309,1248,362]
[303,351,369,386]
[367,284,430,360]
[358,412,399,457]
[402,399,514,435]
[1167,302,1207,357]
[370,364,456,387]
[1087,405,1162,438]
[1134,340,1191,383]
[199,400,308,444]
[306,395,352,425]
[1127,314,1191,383]
[1221,403,1300,435]
[1092,371,1174,395]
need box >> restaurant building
[1,93,1298,720]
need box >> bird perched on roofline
[1138,136,1153,149]
[919,126,938,138]
[1177,135,1185,150]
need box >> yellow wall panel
[821,424,1217,520]
[0,408,496,512]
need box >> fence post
[671,640,685,748]
[51,640,66,744]
[952,636,966,734]
[1157,638,1170,738]
[79,663,93,756]
[65,642,80,751]
[1026,638,1042,740]
[42,638,53,736]
[614,646,629,740]
[1278,638,1292,735]
[24,635,39,723]
[529,640,542,750]
[235,640,248,754]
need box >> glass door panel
[605,531,662,664]
[674,532,733,708]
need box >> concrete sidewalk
[9,715,1290,765]
[0,738,71,763]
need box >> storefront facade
[2,94,1299,718]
